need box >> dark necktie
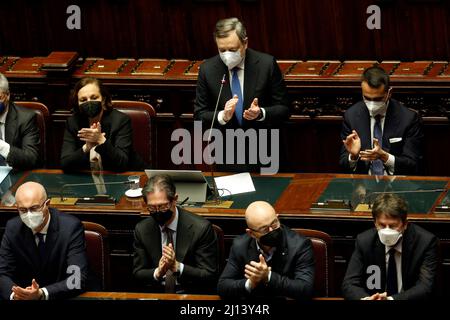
[231,67,243,126]
[164,227,176,293]
[0,127,6,166]
[372,115,384,175]
[386,248,398,296]
[36,233,46,262]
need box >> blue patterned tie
[231,67,243,126]
[372,115,384,175]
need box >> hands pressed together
[155,243,179,279]
[342,130,389,163]
[12,278,43,300]
[245,254,271,289]
[78,122,106,152]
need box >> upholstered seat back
[113,100,155,169]
[293,228,334,297]
[14,101,50,167]
[83,221,110,291]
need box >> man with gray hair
[0,73,40,169]
[133,174,219,293]
[194,18,289,172]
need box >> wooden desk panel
[1,171,450,295]
[78,291,343,300]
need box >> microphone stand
[207,74,226,204]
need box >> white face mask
[219,50,243,70]
[378,227,403,247]
[20,211,45,231]
[364,99,387,117]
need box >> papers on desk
[214,172,255,196]
[0,166,12,185]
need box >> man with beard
[133,174,218,293]
[218,201,315,300]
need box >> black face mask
[151,209,173,226]
[258,227,283,247]
[79,101,102,118]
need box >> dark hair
[214,17,247,42]
[362,66,390,92]
[372,194,408,222]
[69,77,113,112]
[142,174,176,203]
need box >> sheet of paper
[214,172,255,196]
[0,166,12,185]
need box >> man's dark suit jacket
[339,99,424,175]
[60,109,139,171]
[194,48,290,129]
[217,225,315,300]
[0,208,88,300]
[4,102,40,170]
[133,208,219,293]
[342,223,438,300]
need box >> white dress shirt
[348,101,395,175]
[218,57,266,125]
[0,106,11,161]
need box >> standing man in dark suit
[218,201,315,300]
[194,17,289,172]
[133,174,218,293]
[340,66,423,175]
[0,181,88,300]
[0,73,40,170]
[342,194,438,300]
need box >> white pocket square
[389,137,402,143]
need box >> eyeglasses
[250,219,280,235]
[17,200,47,214]
[146,201,172,214]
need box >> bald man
[217,201,315,300]
[0,182,88,300]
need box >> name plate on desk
[311,200,351,211]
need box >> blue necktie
[231,68,243,126]
[372,115,384,175]
[36,233,46,262]
[386,248,398,296]
[0,127,6,166]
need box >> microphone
[51,180,134,205]
[206,74,226,203]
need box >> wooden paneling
[1,0,450,60]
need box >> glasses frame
[250,218,280,235]
[146,201,173,214]
[17,199,48,215]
